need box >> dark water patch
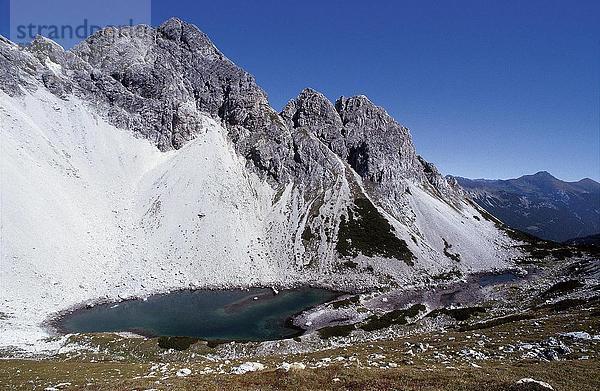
[478,271,521,287]
[56,288,341,342]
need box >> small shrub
[302,226,315,241]
[442,238,461,262]
[541,280,584,298]
[548,298,587,312]
[336,198,414,265]
[459,313,534,332]
[360,304,426,332]
[157,336,198,351]
[343,260,358,269]
[318,324,356,339]
[432,269,463,281]
[427,306,486,322]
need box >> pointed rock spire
[281,88,348,159]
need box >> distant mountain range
[455,171,600,242]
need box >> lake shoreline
[49,286,346,343]
[46,268,532,344]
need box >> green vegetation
[427,306,486,322]
[157,336,199,351]
[475,204,503,226]
[546,298,589,312]
[541,280,584,298]
[442,238,461,262]
[471,205,579,264]
[272,186,285,206]
[360,304,426,332]
[336,198,414,265]
[342,260,358,269]
[459,313,535,332]
[317,324,356,339]
[2,357,598,391]
[301,225,315,241]
[431,269,463,281]
[502,227,578,261]
[474,207,561,261]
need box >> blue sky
[1,0,599,181]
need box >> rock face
[3,20,292,181]
[0,18,518,350]
[455,172,600,242]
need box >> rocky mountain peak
[281,88,347,159]
[530,171,556,180]
[28,35,65,56]
[0,18,468,200]
[282,88,342,130]
[333,94,422,186]
[37,20,292,182]
[577,178,600,191]
[157,17,219,54]
[281,87,462,204]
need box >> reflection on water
[478,271,521,287]
[58,288,340,341]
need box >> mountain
[563,233,600,247]
[455,172,600,242]
[0,19,518,350]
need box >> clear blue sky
[1,1,599,181]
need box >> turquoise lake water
[58,288,340,341]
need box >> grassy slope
[1,360,598,390]
[1,303,598,390]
